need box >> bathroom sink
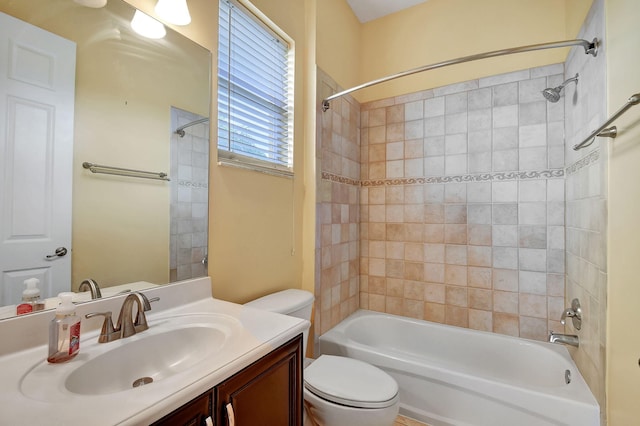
[20,313,242,400]
[65,326,225,395]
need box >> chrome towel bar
[573,93,640,150]
[82,162,170,181]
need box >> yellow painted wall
[565,0,594,38]
[131,0,310,304]
[207,0,308,303]
[356,0,578,102]
[315,0,361,93]
[605,0,640,422]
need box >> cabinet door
[151,390,213,426]
[215,334,303,426]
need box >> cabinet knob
[225,403,235,426]
[204,416,213,426]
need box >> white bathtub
[318,310,599,426]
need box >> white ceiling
[346,0,429,23]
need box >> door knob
[45,247,68,260]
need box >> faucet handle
[138,294,160,312]
[133,294,159,332]
[85,311,120,343]
[560,298,582,330]
[560,308,575,324]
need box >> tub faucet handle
[560,298,582,330]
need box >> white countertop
[0,278,308,425]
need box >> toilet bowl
[303,355,399,426]
[245,290,400,426]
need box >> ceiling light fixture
[131,10,166,39]
[154,0,191,26]
[74,0,108,8]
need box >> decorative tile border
[178,180,208,189]
[321,169,564,187]
[565,148,600,176]
[320,172,360,186]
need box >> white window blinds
[218,0,293,175]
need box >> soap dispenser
[47,292,81,363]
[16,278,45,315]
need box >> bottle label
[17,303,33,315]
[69,321,81,355]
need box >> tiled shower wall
[358,66,567,340]
[316,3,606,415]
[170,107,209,282]
[564,0,607,415]
[315,69,361,340]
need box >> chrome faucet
[79,278,102,299]
[116,293,146,338]
[549,331,579,348]
[85,291,159,343]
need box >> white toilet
[245,289,399,426]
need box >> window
[218,0,293,176]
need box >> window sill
[217,157,293,179]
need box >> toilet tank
[245,289,314,321]
[245,289,314,353]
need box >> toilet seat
[304,355,398,409]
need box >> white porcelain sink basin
[20,313,242,400]
[66,326,225,395]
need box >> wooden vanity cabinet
[214,334,303,426]
[152,334,302,426]
[151,390,212,426]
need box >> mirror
[0,0,211,318]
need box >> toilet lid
[304,355,398,409]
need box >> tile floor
[394,415,430,426]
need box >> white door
[0,12,76,305]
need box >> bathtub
[318,310,599,426]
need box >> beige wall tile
[405,299,425,319]
[404,280,425,300]
[425,302,445,323]
[424,263,445,283]
[386,278,404,297]
[469,309,493,332]
[424,282,446,304]
[468,266,492,288]
[469,288,493,310]
[446,305,469,327]
[445,264,467,286]
[386,296,404,315]
[405,262,425,281]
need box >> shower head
[542,73,579,103]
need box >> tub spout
[548,331,579,348]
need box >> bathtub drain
[565,369,571,384]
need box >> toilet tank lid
[244,289,314,314]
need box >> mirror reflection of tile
[170,107,210,282]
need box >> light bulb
[155,0,191,26]
[131,10,166,39]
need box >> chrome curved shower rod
[322,38,599,111]
[175,117,210,137]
